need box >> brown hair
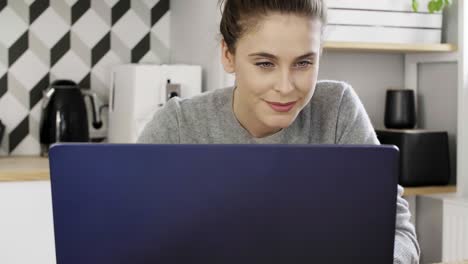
[219,0,327,54]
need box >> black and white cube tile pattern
[0,0,170,155]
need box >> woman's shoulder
[138,87,233,143]
[179,86,232,106]
[314,80,351,99]
[313,80,377,144]
[313,80,363,109]
[305,80,352,112]
[172,86,233,116]
[302,80,364,122]
[159,86,233,127]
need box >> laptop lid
[49,144,398,264]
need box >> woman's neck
[232,87,282,138]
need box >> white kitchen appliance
[108,64,202,143]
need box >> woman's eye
[295,61,313,68]
[255,62,275,68]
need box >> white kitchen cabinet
[0,181,56,264]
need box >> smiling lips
[265,100,297,112]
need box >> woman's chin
[263,115,296,130]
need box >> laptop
[49,144,398,264]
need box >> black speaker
[376,129,450,186]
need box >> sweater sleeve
[137,98,181,144]
[336,84,421,264]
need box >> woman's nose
[274,70,294,94]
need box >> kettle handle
[81,90,103,129]
[41,88,55,109]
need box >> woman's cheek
[296,70,317,90]
[246,75,275,96]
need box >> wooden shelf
[403,185,457,196]
[0,156,49,182]
[323,41,457,53]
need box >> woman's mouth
[265,100,297,112]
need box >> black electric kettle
[0,119,5,145]
[39,80,103,156]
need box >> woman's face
[221,13,322,137]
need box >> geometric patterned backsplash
[0,0,170,156]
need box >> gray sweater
[138,80,420,263]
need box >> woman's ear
[220,39,235,74]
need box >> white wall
[170,0,224,92]
[418,62,458,185]
[0,182,55,264]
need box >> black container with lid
[384,89,417,129]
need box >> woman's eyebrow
[295,52,316,60]
[248,52,316,60]
[248,52,277,59]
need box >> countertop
[436,261,468,264]
[0,157,459,197]
[0,156,49,181]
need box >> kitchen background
[0,1,466,264]
[0,0,170,155]
[0,0,458,185]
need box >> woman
[138,0,420,262]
